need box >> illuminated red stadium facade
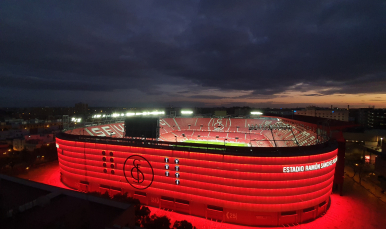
[56,117,339,226]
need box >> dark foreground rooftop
[0,175,135,229]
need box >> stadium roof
[276,115,359,131]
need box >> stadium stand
[65,118,320,147]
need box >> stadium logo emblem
[213,118,225,131]
[123,155,154,190]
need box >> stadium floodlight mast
[181,110,193,115]
[71,117,81,122]
[111,111,164,117]
[112,113,120,118]
[251,111,263,115]
[135,111,164,115]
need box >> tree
[135,205,151,227]
[345,150,364,178]
[144,215,171,229]
[111,192,128,202]
[111,193,147,226]
[173,220,196,229]
[87,191,104,198]
[100,191,110,199]
[87,191,151,227]
[352,159,364,178]
[112,192,140,206]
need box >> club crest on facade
[123,155,154,190]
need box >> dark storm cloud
[303,94,324,97]
[0,0,385,106]
[179,0,386,94]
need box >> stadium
[56,116,340,226]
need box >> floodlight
[181,110,193,115]
[133,111,164,116]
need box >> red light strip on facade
[56,134,338,225]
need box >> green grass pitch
[183,140,248,147]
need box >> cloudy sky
[1,0,385,108]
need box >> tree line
[88,191,197,229]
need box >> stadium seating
[67,118,319,147]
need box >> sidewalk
[344,166,386,203]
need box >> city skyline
[1,0,385,108]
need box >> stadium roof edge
[266,115,359,131]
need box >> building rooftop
[0,175,135,229]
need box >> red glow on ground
[17,161,386,229]
[17,161,69,190]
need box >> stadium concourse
[66,117,319,147]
